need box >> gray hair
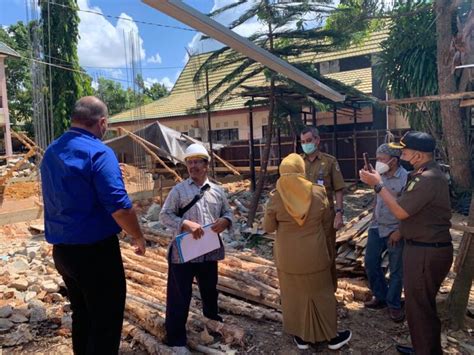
[71,96,108,127]
[376,143,401,158]
[300,126,319,138]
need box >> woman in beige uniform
[263,154,351,351]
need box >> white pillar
[0,55,13,157]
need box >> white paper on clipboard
[175,223,221,263]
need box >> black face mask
[400,159,414,171]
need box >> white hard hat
[183,143,210,161]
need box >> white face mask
[375,161,390,175]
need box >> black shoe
[328,330,352,350]
[396,345,415,354]
[293,336,310,350]
[388,307,405,323]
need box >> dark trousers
[53,235,126,355]
[365,228,404,309]
[165,261,220,347]
[403,243,453,355]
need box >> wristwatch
[374,182,385,193]
[335,208,344,215]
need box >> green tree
[195,0,380,225]
[0,22,33,132]
[39,0,92,137]
[95,77,130,116]
[375,0,474,330]
[135,74,169,102]
[375,0,472,190]
[144,82,169,101]
[95,75,169,116]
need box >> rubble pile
[0,158,37,180]
[0,239,72,348]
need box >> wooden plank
[381,91,474,105]
[460,99,474,107]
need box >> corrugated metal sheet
[0,42,20,58]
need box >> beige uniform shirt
[303,152,345,208]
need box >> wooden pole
[205,68,215,179]
[380,91,474,105]
[249,100,256,192]
[159,175,163,205]
[276,127,282,166]
[11,131,44,156]
[353,107,358,180]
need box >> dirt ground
[0,185,473,354]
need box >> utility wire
[46,1,196,32]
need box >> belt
[54,235,117,249]
[406,240,452,248]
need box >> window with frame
[211,128,239,143]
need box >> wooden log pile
[120,225,374,352]
[120,241,281,353]
[335,210,388,275]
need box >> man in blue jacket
[41,96,146,355]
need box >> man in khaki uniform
[300,127,345,291]
[360,131,453,355]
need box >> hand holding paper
[176,224,221,263]
[182,220,204,239]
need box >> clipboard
[175,223,221,263]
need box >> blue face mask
[302,143,317,155]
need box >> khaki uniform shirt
[397,161,452,243]
[303,151,345,208]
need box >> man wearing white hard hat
[160,143,233,354]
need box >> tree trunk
[447,191,474,330]
[247,10,276,227]
[247,83,275,226]
[435,0,472,190]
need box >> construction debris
[335,210,377,275]
[0,158,37,180]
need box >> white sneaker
[328,330,352,350]
[171,346,192,355]
[293,336,310,350]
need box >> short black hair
[300,126,319,138]
[71,96,108,127]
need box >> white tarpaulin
[105,122,222,164]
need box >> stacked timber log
[119,224,373,353]
[122,243,281,353]
[335,210,389,275]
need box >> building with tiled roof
[109,30,408,142]
[1,41,21,156]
